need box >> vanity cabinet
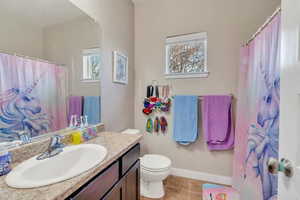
[68,144,140,200]
[103,160,140,200]
[103,179,125,200]
[123,160,140,200]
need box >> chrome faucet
[37,135,65,160]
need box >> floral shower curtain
[232,14,280,200]
[0,53,68,142]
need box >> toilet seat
[141,165,170,172]
[141,154,171,172]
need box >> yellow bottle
[71,131,83,145]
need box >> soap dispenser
[18,131,31,144]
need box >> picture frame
[113,51,128,84]
[165,32,208,79]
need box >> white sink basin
[5,144,107,188]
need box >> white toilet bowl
[121,130,172,198]
[140,154,172,199]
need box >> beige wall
[69,0,135,131]
[134,0,280,177]
[43,17,101,96]
[0,12,43,58]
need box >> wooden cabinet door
[102,160,140,200]
[102,180,126,200]
[70,162,119,200]
[124,160,140,200]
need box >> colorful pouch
[154,117,160,133]
[146,118,153,133]
[160,116,168,133]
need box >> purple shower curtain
[0,53,68,141]
[232,14,280,200]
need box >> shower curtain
[0,53,68,142]
[232,14,280,200]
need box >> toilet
[140,154,172,199]
[121,129,172,199]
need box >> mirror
[0,0,102,144]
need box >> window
[82,48,101,81]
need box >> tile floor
[141,175,228,200]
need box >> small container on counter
[71,131,83,145]
[87,127,97,137]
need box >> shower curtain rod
[0,49,66,66]
[244,6,281,46]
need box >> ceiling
[0,0,87,28]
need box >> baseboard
[171,168,232,186]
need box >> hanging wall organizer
[143,80,171,134]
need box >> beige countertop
[0,132,143,200]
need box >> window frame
[81,47,101,83]
[165,32,209,79]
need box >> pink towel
[202,95,234,150]
[68,96,83,122]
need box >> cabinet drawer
[72,161,119,200]
[121,144,140,175]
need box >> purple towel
[68,96,83,122]
[202,95,234,150]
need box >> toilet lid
[141,154,171,171]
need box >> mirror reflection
[0,0,101,143]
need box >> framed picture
[113,51,128,84]
[165,32,208,79]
